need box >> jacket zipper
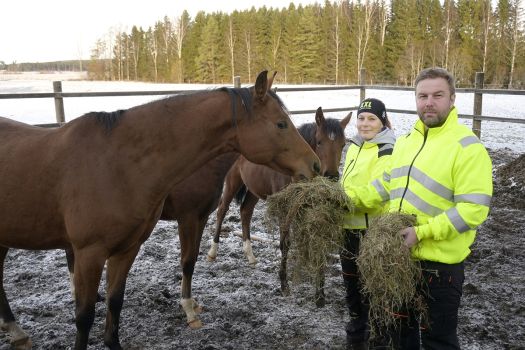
[342,143,363,185]
[398,130,428,212]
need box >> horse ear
[267,71,278,90]
[254,70,268,101]
[315,106,325,127]
[340,111,352,130]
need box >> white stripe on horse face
[329,132,336,141]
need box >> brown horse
[0,70,320,350]
[208,107,351,307]
[65,152,240,329]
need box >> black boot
[347,340,368,350]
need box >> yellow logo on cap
[360,101,372,109]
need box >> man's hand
[400,227,419,248]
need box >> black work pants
[372,260,465,350]
[340,229,369,345]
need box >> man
[345,67,493,349]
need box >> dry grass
[265,177,352,283]
[356,212,426,335]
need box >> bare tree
[227,17,236,82]
[174,13,189,83]
[332,2,342,84]
[379,0,388,46]
[481,0,492,73]
[245,30,253,83]
[356,1,375,78]
[444,0,453,69]
[508,0,523,88]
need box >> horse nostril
[313,161,321,175]
[323,173,340,181]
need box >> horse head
[313,107,351,180]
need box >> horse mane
[298,118,345,148]
[85,110,126,132]
[87,86,288,133]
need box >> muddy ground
[0,148,523,350]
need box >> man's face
[415,77,455,128]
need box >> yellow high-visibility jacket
[345,107,493,264]
[341,128,396,229]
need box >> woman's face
[357,112,383,140]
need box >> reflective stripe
[383,171,390,182]
[391,188,443,216]
[391,166,453,202]
[446,207,471,233]
[454,193,492,207]
[459,136,480,148]
[372,179,389,202]
[409,167,454,202]
[391,166,410,179]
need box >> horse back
[237,156,291,200]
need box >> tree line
[87,0,524,88]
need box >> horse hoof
[248,261,257,268]
[12,337,32,350]
[193,304,203,314]
[280,287,290,296]
[206,254,216,262]
[315,298,326,308]
[187,319,203,329]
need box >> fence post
[359,69,366,102]
[473,72,484,138]
[53,81,65,123]
[233,76,241,88]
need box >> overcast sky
[0,0,319,64]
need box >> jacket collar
[351,127,396,147]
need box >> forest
[5,0,524,88]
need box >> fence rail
[1,70,524,136]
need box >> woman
[340,98,396,350]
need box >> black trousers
[340,229,369,345]
[372,260,465,350]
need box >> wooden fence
[1,70,524,138]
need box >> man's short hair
[415,67,456,96]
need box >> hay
[265,177,352,284]
[356,212,425,335]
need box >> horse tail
[235,184,248,205]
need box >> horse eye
[317,140,322,146]
[277,121,287,129]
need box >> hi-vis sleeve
[415,141,493,241]
[344,155,392,210]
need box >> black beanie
[357,98,388,125]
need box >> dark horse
[208,107,351,307]
[0,71,321,350]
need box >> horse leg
[103,244,141,350]
[239,190,259,266]
[178,217,207,329]
[315,266,326,308]
[279,224,291,296]
[65,248,105,302]
[73,246,106,350]
[0,247,32,349]
[207,166,243,261]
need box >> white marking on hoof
[181,298,202,328]
[69,272,76,300]
[207,241,218,261]
[243,240,257,265]
[1,321,31,349]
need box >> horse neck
[116,92,239,192]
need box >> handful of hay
[265,177,353,283]
[356,213,425,334]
